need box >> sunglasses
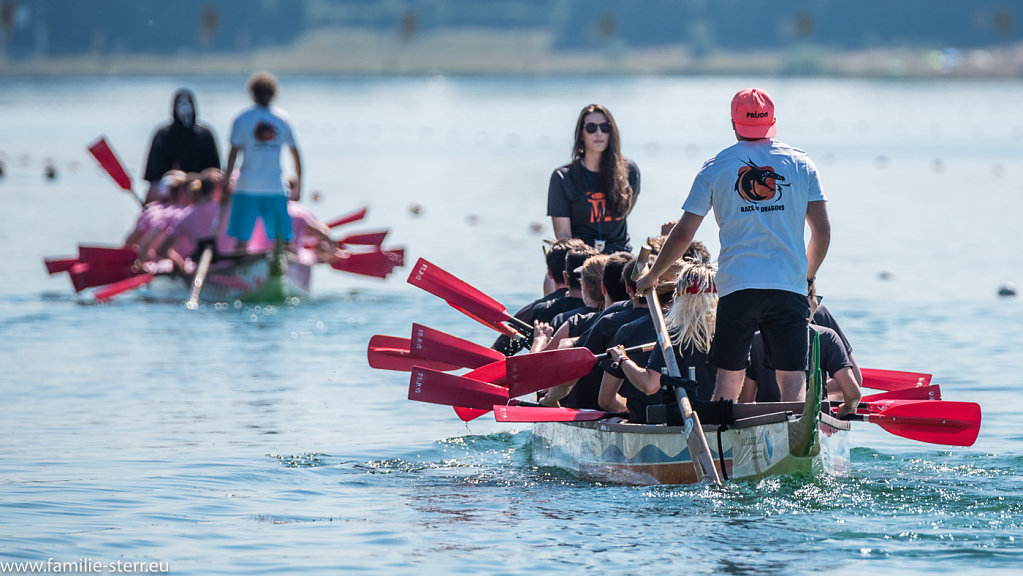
[584,122,611,134]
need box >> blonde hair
[665,260,718,354]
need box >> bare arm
[289,145,302,197]
[636,211,705,295]
[805,200,831,282]
[551,216,572,240]
[597,373,628,413]
[830,366,861,418]
[609,345,661,395]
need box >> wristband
[807,275,816,287]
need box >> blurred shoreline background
[1,0,1022,78]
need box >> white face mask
[175,99,194,128]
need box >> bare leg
[712,368,745,401]
[777,370,806,401]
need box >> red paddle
[77,245,137,266]
[367,335,463,372]
[408,366,510,410]
[338,230,388,247]
[410,323,505,370]
[860,384,941,403]
[68,262,137,293]
[861,368,932,391]
[407,258,532,336]
[93,273,158,302]
[450,359,509,422]
[839,399,981,446]
[325,207,368,229]
[493,405,618,422]
[505,342,655,398]
[87,137,143,207]
[331,249,404,279]
[44,257,78,275]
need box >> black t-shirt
[646,338,717,403]
[550,305,597,332]
[746,325,852,402]
[562,303,648,410]
[143,122,221,182]
[812,304,852,355]
[532,295,585,325]
[546,159,640,253]
[491,288,568,356]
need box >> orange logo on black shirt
[587,192,610,222]
[735,158,787,203]
[254,121,276,143]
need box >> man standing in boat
[224,72,303,252]
[637,88,831,404]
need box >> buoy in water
[44,162,57,180]
[409,203,423,215]
[466,214,479,225]
[997,282,1017,297]
[878,270,893,280]
[529,222,544,234]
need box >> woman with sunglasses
[547,104,640,256]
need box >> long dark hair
[572,103,634,219]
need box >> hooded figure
[142,89,221,203]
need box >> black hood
[171,89,197,128]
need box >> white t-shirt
[229,105,296,195]
[682,139,825,297]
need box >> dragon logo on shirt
[734,158,787,203]
[254,121,276,143]
[587,192,610,223]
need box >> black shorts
[712,289,809,371]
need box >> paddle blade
[407,258,512,325]
[861,384,942,403]
[383,248,404,268]
[87,137,133,192]
[94,273,156,302]
[494,405,610,422]
[331,250,402,279]
[325,207,368,229]
[861,368,932,391]
[77,245,138,266]
[506,347,598,398]
[410,323,505,370]
[69,263,136,293]
[367,335,461,372]
[859,400,981,447]
[45,257,78,275]
[338,229,388,247]
[463,359,508,387]
[408,367,509,410]
[453,406,491,422]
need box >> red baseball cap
[731,88,776,139]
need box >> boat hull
[531,409,850,485]
[142,251,312,303]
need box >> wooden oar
[636,244,721,485]
[838,399,981,446]
[87,136,143,207]
[504,343,655,398]
[861,368,932,391]
[185,246,214,310]
[367,335,463,372]
[410,323,505,370]
[494,405,621,422]
[325,207,368,229]
[407,258,532,337]
[860,384,941,403]
[331,249,404,279]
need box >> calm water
[1,76,1021,574]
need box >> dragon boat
[530,399,850,486]
[137,249,312,304]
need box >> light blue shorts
[228,193,292,242]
